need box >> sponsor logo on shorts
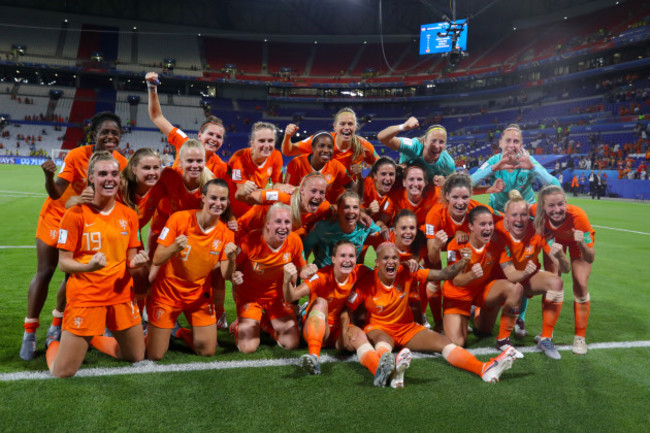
[73,316,83,328]
[49,229,58,240]
[154,308,165,321]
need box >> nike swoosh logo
[85,223,95,227]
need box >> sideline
[592,225,650,236]
[2,340,649,382]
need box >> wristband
[398,124,405,131]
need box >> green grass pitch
[1,165,649,432]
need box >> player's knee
[237,339,259,354]
[123,349,145,363]
[549,276,563,293]
[51,363,78,379]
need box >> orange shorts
[35,213,61,247]
[237,298,295,322]
[364,322,426,347]
[443,280,497,316]
[147,298,216,329]
[63,300,141,336]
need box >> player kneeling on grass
[230,203,318,353]
[146,179,237,360]
[283,240,384,379]
[496,190,570,359]
[346,242,518,385]
[46,152,149,378]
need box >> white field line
[0,246,36,249]
[592,225,650,236]
[2,340,649,382]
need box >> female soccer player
[497,190,570,359]
[231,203,318,353]
[146,72,228,178]
[283,241,380,377]
[388,161,440,226]
[424,173,500,332]
[441,206,523,355]
[237,172,332,238]
[303,190,382,268]
[470,124,560,213]
[347,242,518,385]
[21,112,128,361]
[377,118,455,184]
[146,179,237,360]
[46,151,149,378]
[533,185,595,355]
[281,108,378,180]
[284,131,355,203]
[362,157,397,226]
[229,121,293,217]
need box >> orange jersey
[236,230,307,304]
[495,220,550,269]
[229,148,283,187]
[347,267,427,328]
[285,155,352,203]
[145,167,203,234]
[530,203,595,249]
[57,202,140,307]
[442,234,506,301]
[168,127,228,178]
[303,264,373,326]
[151,210,234,308]
[388,185,441,227]
[292,132,378,174]
[424,200,499,241]
[36,146,127,245]
[362,177,396,221]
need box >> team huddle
[19,72,596,387]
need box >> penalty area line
[2,340,650,382]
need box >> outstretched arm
[376,116,420,151]
[146,72,174,137]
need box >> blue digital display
[419,19,467,55]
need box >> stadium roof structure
[0,0,624,45]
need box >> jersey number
[180,245,192,262]
[83,232,102,251]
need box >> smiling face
[499,129,523,155]
[504,201,529,239]
[90,160,120,198]
[334,112,357,146]
[543,192,567,226]
[469,211,494,246]
[251,127,275,162]
[446,186,471,220]
[300,177,327,214]
[422,128,446,162]
[198,123,225,155]
[180,147,205,182]
[94,120,121,151]
[338,196,360,232]
[373,163,396,195]
[332,243,357,276]
[394,215,417,249]
[132,155,161,188]
[202,184,229,217]
[265,207,292,247]
[311,134,334,165]
[403,167,426,201]
[376,245,400,281]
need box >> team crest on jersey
[73,316,83,328]
[119,219,128,230]
[252,262,264,274]
[267,167,272,176]
[212,239,221,251]
[154,308,165,321]
[283,253,291,262]
[525,245,534,255]
[325,174,332,183]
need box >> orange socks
[90,336,120,359]
[51,316,62,328]
[23,319,39,333]
[46,340,59,369]
[442,344,484,377]
[303,311,326,357]
[176,327,195,351]
[359,350,380,374]
[427,287,443,326]
[574,297,590,338]
[497,313,516,340]
[541,299,563,339]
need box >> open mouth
[307,198,321,212]
[340,130,352,140]
[481,230,492,242]
[385,262,397,276]
[400,233,414,245]
[340,261,354,273]
[344,215,357,225]
[276,228,289,239]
